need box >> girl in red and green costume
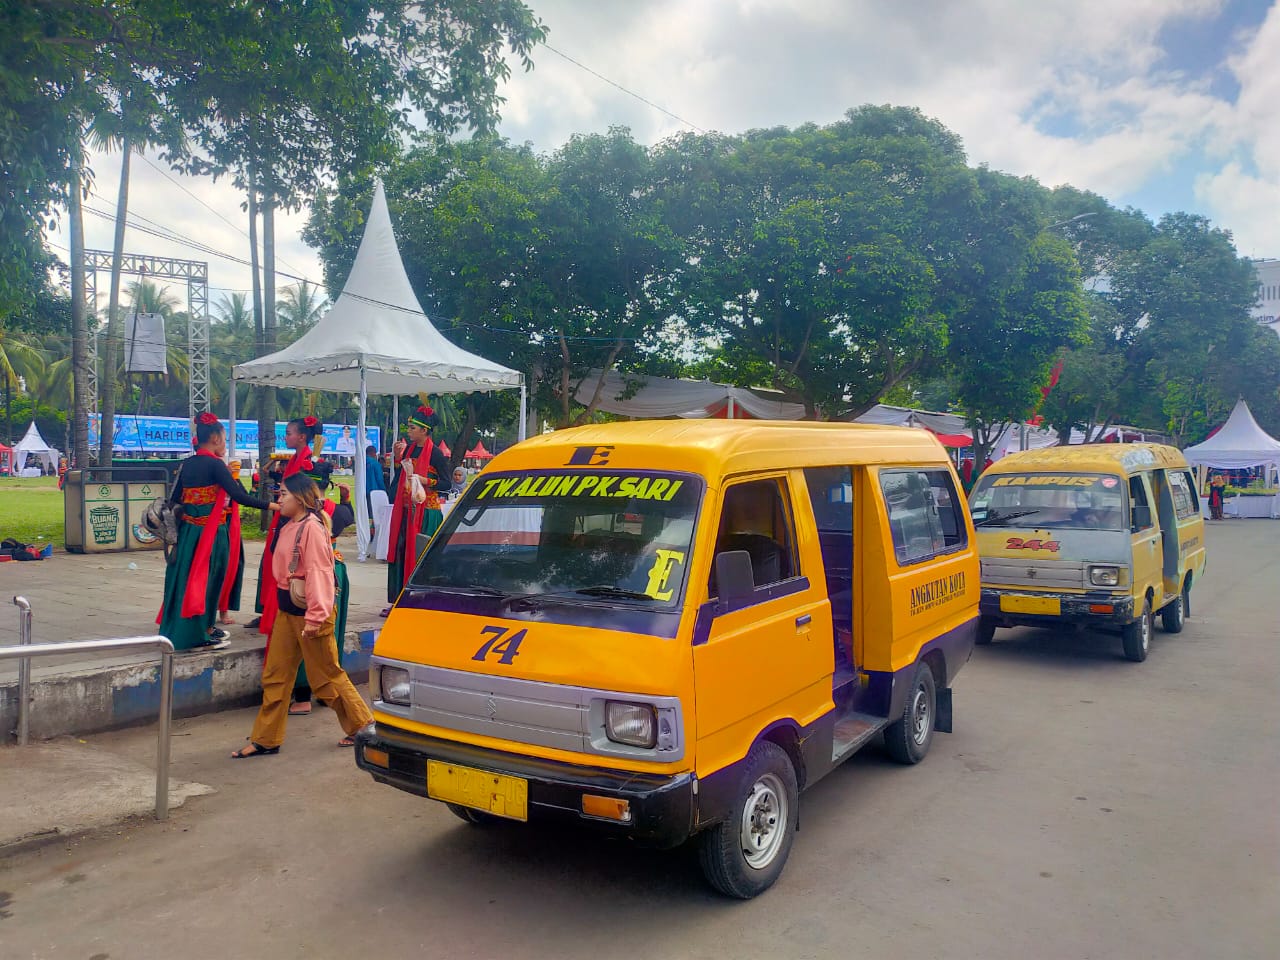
[252,416,318,636]
[383,405,452,616]
[157,414,276,651]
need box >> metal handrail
[2,614,175,820]
[13,596,32,745]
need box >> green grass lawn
[0,476,65,547]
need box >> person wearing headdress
[284,459,351,715]
[217,458,247,626]
[383,404,452,616]
[157,413,276,651]
[250,416,319,636]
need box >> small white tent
[233,182,525,560]
[1182,399,1280,473]
[14,422,57,474]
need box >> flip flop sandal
[288,702,312,716]
[231,743,280,759]
[338,736,356,747]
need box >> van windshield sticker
[644,549,686,601]
[474,474,685,502]
[991,475,1101,487]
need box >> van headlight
[378,665,412,706]
[605,701,657,748]
[1088,565,1120,587]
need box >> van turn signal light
[362,747,390,769]
[582,795,632,822]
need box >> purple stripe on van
[395,588,684,639]
[691,577,812,646]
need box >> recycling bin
[64,463,180,553]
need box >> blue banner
[89,415,380,456]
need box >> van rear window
[970,472,1125,530]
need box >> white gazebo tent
[232,182,525,560]
[1182,399,1280,516]
[14,421,58,475]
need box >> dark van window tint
[1129,475,1153,531]
[1168,470,1197,520]
[882,470,945,566]
[710,478,798,595]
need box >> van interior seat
[717,533,787,586]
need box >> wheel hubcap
[740,773,787,869]
[911,684,931,745]
[1141,608,1151,650]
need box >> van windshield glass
[970,472,1126,530]
[410,470,702,607]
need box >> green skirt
[295,554,348,690]
[386,506,442,604]
[158,509,229,650]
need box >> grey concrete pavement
[0,521,1276,959]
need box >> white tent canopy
[573,370,806,420]
[14,421,58,473]
[1182,399,1280,471]
[233,182,525,560]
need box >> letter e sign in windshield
[567,445,614,467]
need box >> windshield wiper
[974,509,1041,528]
[573,585,656,601]
[415,581,509,598]
[509,585,657,609]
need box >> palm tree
[276,281,328,338]
[216,292,253,335]
[0,326,46,444]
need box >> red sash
[257,446,313,636]
[386,440,437,587]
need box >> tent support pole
[518,379,527,442]
[228,380,236,460]
[356,365,370,562]
[727,396,735,420]
[392,396,398,446]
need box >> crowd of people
[154,405,466,758]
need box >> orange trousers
[249,606,373,748]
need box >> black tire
[975,618,996,646]
[698,741,799,899]
[884,662,936,764]
[446,803,497,826]
[1160,586,1186,634]
[1122,597,1152,662]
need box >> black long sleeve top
[170,454,272,510]
[390,443,453,499]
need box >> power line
[543,43,707,134]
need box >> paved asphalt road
[1,522,1276,959]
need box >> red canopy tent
[465,440,494,460]
[437,441,451,458]
[0,441,12,475]
[925,428,972,449]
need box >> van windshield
[970,472,1127,530]
[410,470,703,607]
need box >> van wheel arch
[760,723,806,791]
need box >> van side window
[881,469,949,566]
[922,469,968,549]
[1129,475,1154,531]
[709,478,799,595]
[1168,471,1197,520]
[1181,470,1201,513]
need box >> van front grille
[980,557,1085,590]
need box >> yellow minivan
[969,443,1207,662]
[356,421,980,897]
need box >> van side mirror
[714,550,755,603]
[1131,505,1151,531]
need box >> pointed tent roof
[1183,399,1280,469]
[233,182,520,396]
[465,440,494,460]
[14,421,53,454]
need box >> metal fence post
[12,596,32,746]
[155,646,173,820]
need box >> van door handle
[795,614,812,627]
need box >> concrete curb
[0,626,380,742]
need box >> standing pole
[392,396,399,448]
[355,366,371,561]
[727,395,735,420]
[154,646,173,820]
[13,596,32,745]
[228,378,237,460]
[518,380,528,442]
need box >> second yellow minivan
[969,443,1207,662]
[356,421,980,897]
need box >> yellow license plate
[427,760,528,821]
[1000,595,1061,616]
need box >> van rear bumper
[980,588,1135,626]
[355,723,695,848]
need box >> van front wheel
[698,741,798,899]
[1122,598,1152,662]
[884,662,936,764]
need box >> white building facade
[1253,258,1280,338]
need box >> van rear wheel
[1161,582,1188,634]
[884,662,936,764]
[1122,598,1152,662]
[697,741,798,899]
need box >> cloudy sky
[62,0,1280,311]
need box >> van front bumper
[980,588,1135,627]
[355,722,695,849]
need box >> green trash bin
[64,464,178,554]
